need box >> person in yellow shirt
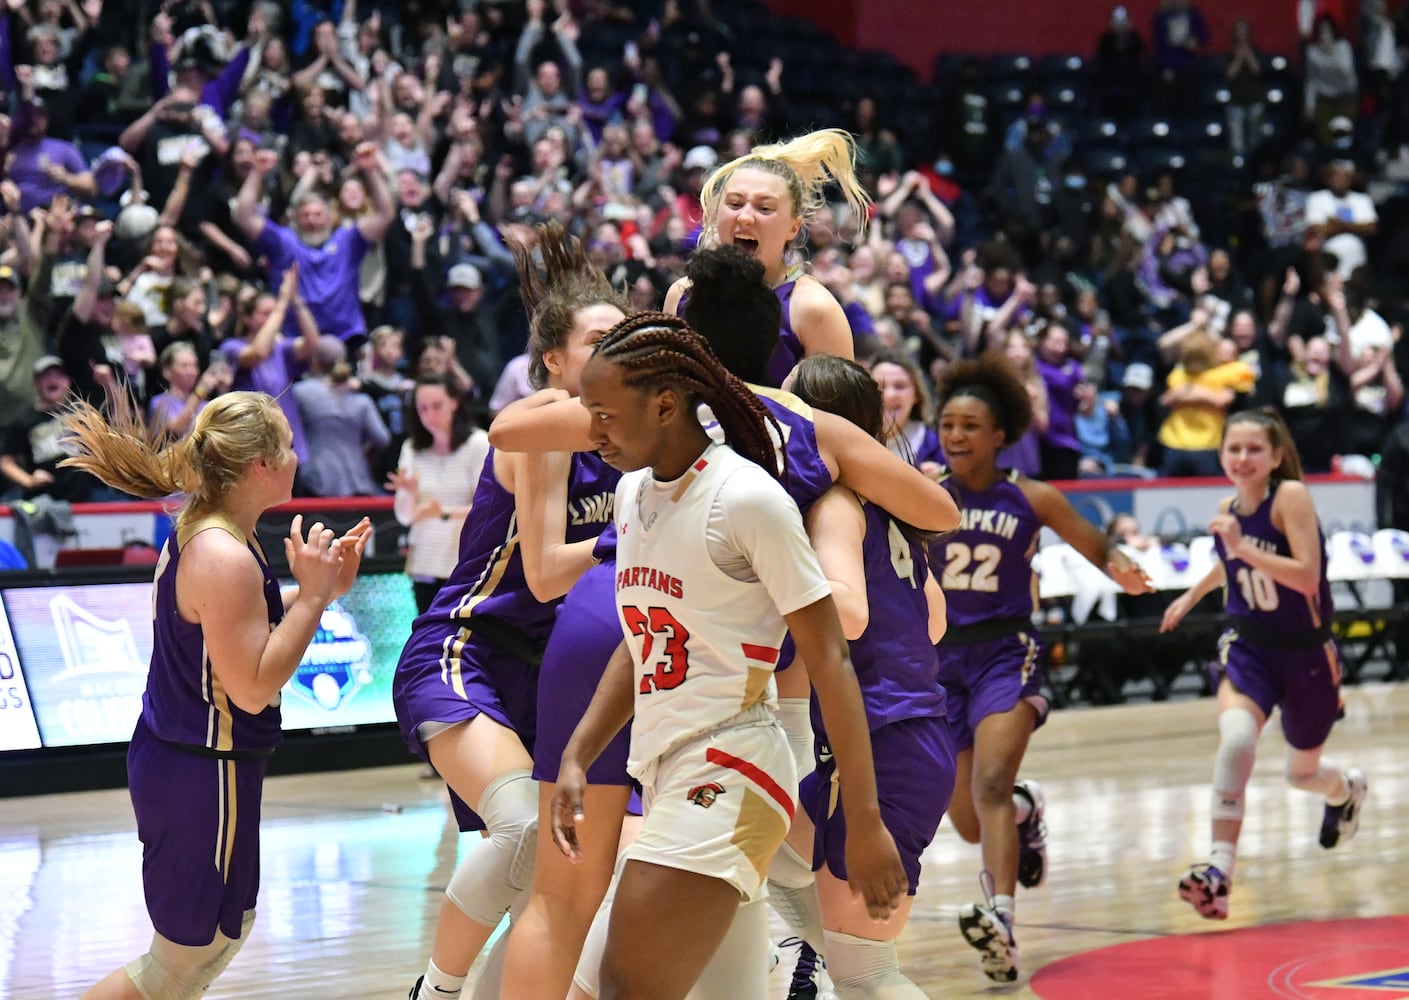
[1158,332,1256,476]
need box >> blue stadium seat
[1197,79,1233,112]
[987,81,1027,115]
[1180,116,1227,150]
[1134,146,1189,175]
[1082,145,1132,178]
[1130,116,1178,146]
[987,53,1036,83]
[1039,53,1087,82]
[932,52,968,86]
[1078,117,1124,147]
[1045,81,1086,114]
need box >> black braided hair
[933,353,1034,443]
[593,313,785,480]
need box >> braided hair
[592,313,784,480]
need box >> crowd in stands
[1,0,1407,514]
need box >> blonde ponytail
[61,390,290,531]
[700,128,871,249]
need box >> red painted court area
[1032,916,1409,999]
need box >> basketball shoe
[959,901,1018,982]
[1014,780,1048,888]
[1178,862,1230,920]
[1319,768,1367,849]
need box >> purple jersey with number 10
[932,469,1043,628]
[1216,480,1333,631]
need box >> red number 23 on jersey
[622,605,691,694]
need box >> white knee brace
[822,930,928,1000]
[126,910,255,1000]
[766,841,823,952]
[447,769,539,926]
[1211,708,1259,821]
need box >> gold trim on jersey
[452,513,519,620]
[176,513,247,549]
[748,382,815,420]
[214,758,238,881]
[742,667,772,711]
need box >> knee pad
[767,839,815,890]
[821,930,927,1000]
[766,842,823,951]
[127,922,248,1000]
[776,698,815,782]
[1211,708,1259,820]
[446,769,539,926]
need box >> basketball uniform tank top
[1216,479,1333,635]
[143,515,285,753]
[933,469,1043,629]
[814,500,945,737]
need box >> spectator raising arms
[233,142,395,349]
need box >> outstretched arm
[515,448,599,602]
[813,409,960,533]
[1025,477,1153,594]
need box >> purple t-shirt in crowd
[221,337,309,462]
[1036,355,1084,452]
[9,137,89,212]
[254,221,370,342]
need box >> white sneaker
[958,901,1018,982]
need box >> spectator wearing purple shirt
[219,270,317,465]
[233,143,395,349]
[1152,0,1208,115]
[6,96,94,213]
[1034,323,1085,480]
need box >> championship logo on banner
[287,601,374,712]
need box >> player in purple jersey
[933,355,1151,983]
[61,391,368,1000]
[553,314,906,1000]
[396,222,628,1000]
[664,128,872,384]
[787,354,955,999]
[492,247,960,1000]
[1161,409,1367,921]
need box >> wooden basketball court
[4,683,1406,999]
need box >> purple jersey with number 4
[813,500,944,738]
